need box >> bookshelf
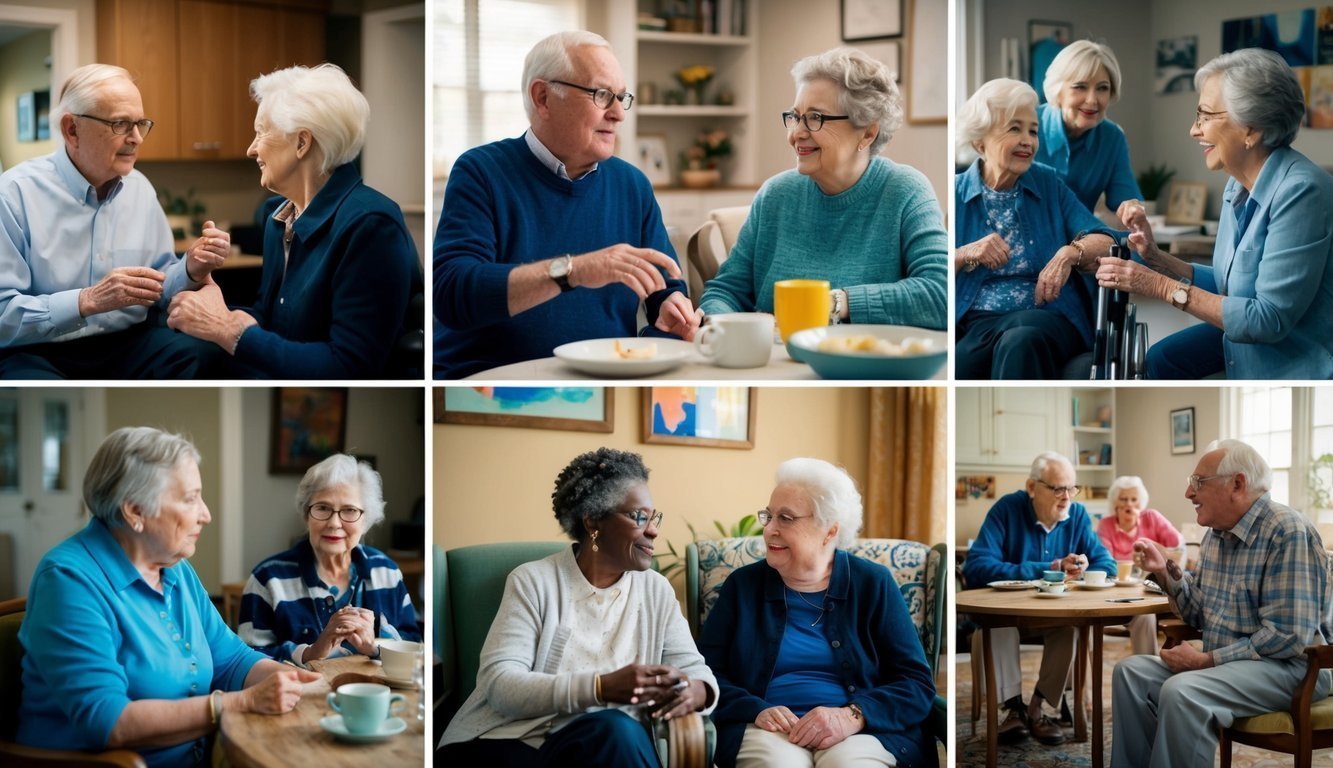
[1071,387,1116,520]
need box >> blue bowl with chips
[786,325,947,380]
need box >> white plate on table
[1034,590,1072,599]
[552,338,693,377]
[320,715,407,743]
[988,580,1036,590]
[1070,580,1115,590]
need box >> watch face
[549,257,570,279]
[1172,288,1188,305]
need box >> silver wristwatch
[548,254,574,292]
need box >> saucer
[1034,590,1071,599]
[1070,580,1114,590]
[378,672,419,689]
[320,715,407,743]
[1115,578,1142,587]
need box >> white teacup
[1038,581,1067,594]
[1084,571,1107,586]
[377,639,422,681]
[694,313,774,368]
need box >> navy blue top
[699,550,937,768]
[962,489,1116,585]
[433,136,686,379]
[234,163,421,379]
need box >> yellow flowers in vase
[675,64,715,105]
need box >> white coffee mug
[1038,581,1067,594]
[1084,571,1107,586]
[377,639,422,681]
[694,313,774,368]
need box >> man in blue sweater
[434,31,698,379]
[963,451,1116,747]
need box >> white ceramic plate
[552,338,694,377]
[988,580,1036,590]
[320,715,407,743]
[1070,580,1115,590]
[1034,590,1072,599]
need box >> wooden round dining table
[956,583,1171,768]
[219,655,424,768]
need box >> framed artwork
[907,0,946,124]
[1155,36,1197,95]
[841,0,901,41]
[859,40,901,82]
[1029,20,1072,103]
[1166,181,1207,224]
[955,475,996,500]
[269,388,348,474]
[635,134,670,187]
[1171,407,1196,455]
[641,387,755,449]
[436,387,614,433]
[16,92,34,142]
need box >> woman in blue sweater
[167,64,421,379]
[699,48,947,329]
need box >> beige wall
[1115,387,1222,531]
[0,30,55,169]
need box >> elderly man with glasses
[1111,439,1333,768]
[434,30,698,379]
[0,64,228,378]
[963,450,1116,747]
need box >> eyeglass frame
[618,508,663,529]
[75,113,155,138]
[1033,479,1081,498]
[307,502,365,523]
[757,509,815,528]
[1187,473,1235,492]
[547,79,634,111]
[781,110,851,133]
[1193,107,1227,129]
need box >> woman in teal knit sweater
[699,48,947,329]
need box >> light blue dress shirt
[18,519,266,768]
[1035,103,1142,213]
[0,149,193,347]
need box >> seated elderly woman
[1097,48,1333,379]
[239,454,420,665]
[699,47,946,329]
[167,64,421,379]
[17,427,320,767]
[955,78,1117,380]
[1095,476,1184,655]
[700,458,936,768]
[439,447,718,766]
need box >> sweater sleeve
[963,495,1047,584]
[697,196,762,315]
[853,567,935,738]
[433,151,522,331]
[845,180,948,329]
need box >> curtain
[866,387,946,546]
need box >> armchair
[684,205,749,304]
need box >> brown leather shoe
[997,706,1029,743]
[1028,712,1067,746]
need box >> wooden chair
[219,582,244,631]
[0,598,146,767]
[684,205,749,304]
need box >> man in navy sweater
[434,30,699,378]
[963,451,1116,747]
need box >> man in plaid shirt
[1111,439,1333,768]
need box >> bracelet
[594,673,603,704]
[1070,239,1087,270]
[209,690,224,726]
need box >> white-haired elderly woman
[1096,476,1184,655]
[18,427,320,767]
[1034,41,1143,216]
[699,458,937,768]
[167,63,421,379]
[955,78,1118,380]
[1099,48,1333,379]
[239,453,419,666]
[699,47,947,330]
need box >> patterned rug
[953,637,1333,767]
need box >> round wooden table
[957,583,1171,768]
[219,656,424,768]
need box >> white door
[0,389,86,599]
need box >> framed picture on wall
[1171,407,1195,455]
[859,40,901,82]
[435,387,614,433]
[841,0,902,41]
[16,92,35,142]
[641,386,755,449]
[907,0,947,124]
[269,387,348,474]
[1166,181,1207,224]
[635,134,670,187]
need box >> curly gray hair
[791,47,903,155]
[551,447,650,542]
[296,454,386,529]
[774,458,862,549]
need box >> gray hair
[84,427,201,527]
[296,454,386,529]
[1195,48,1304,149]
[522,30,613,122]
[551,447,649,541]
[55,63,134,123]
[791,47,903,155]
[1029,451,1074,481]
[774,458,862,549]
[250,64,369,175]
[1043,40,1123,106]
[1208,438,1273,495]
[957,78,1038,155]
[1107,475,1149,508]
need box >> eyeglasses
[618,508,663,529]
[549,79,634,110]
[1035,479,1081,498]
[782,110,851,133]
[1194,108,1227,129]
[308,503,364,522]
[757,509,814,528]
[75,114,154,138]
[1188,473,1235,492]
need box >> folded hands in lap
[599,661,704,720]
[755,704,863,750]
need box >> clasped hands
[303,606,378,663]
[598,661,706,721]
[755,704,864,750]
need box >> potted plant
[679,128,732,189]
[1136,163,1176,215]
[158,187,206,240]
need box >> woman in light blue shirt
[18,427,320,768]
[1098,49,1333,379]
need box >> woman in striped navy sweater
[239,453,420,665]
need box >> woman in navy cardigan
[167,64,420,379]
[699,458,937,768]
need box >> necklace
[788,587,827,627]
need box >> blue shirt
[239,539,421,663]
[763,588,846,716]
[18,520,266,768]
[1187,147,1333,379]
[962,490,1116,585]
[0,149,194,347]
[955,160,1116,347]
[1035,102,1142,213]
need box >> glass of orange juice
[773,279,831,342]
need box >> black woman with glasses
[239,453,420,665]
[0,63,229,378]
[699,47,947,331]
[962,451,1115,748]
[440,447,718,767]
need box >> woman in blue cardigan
[699,458,936,768]
[166,64,421,379]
